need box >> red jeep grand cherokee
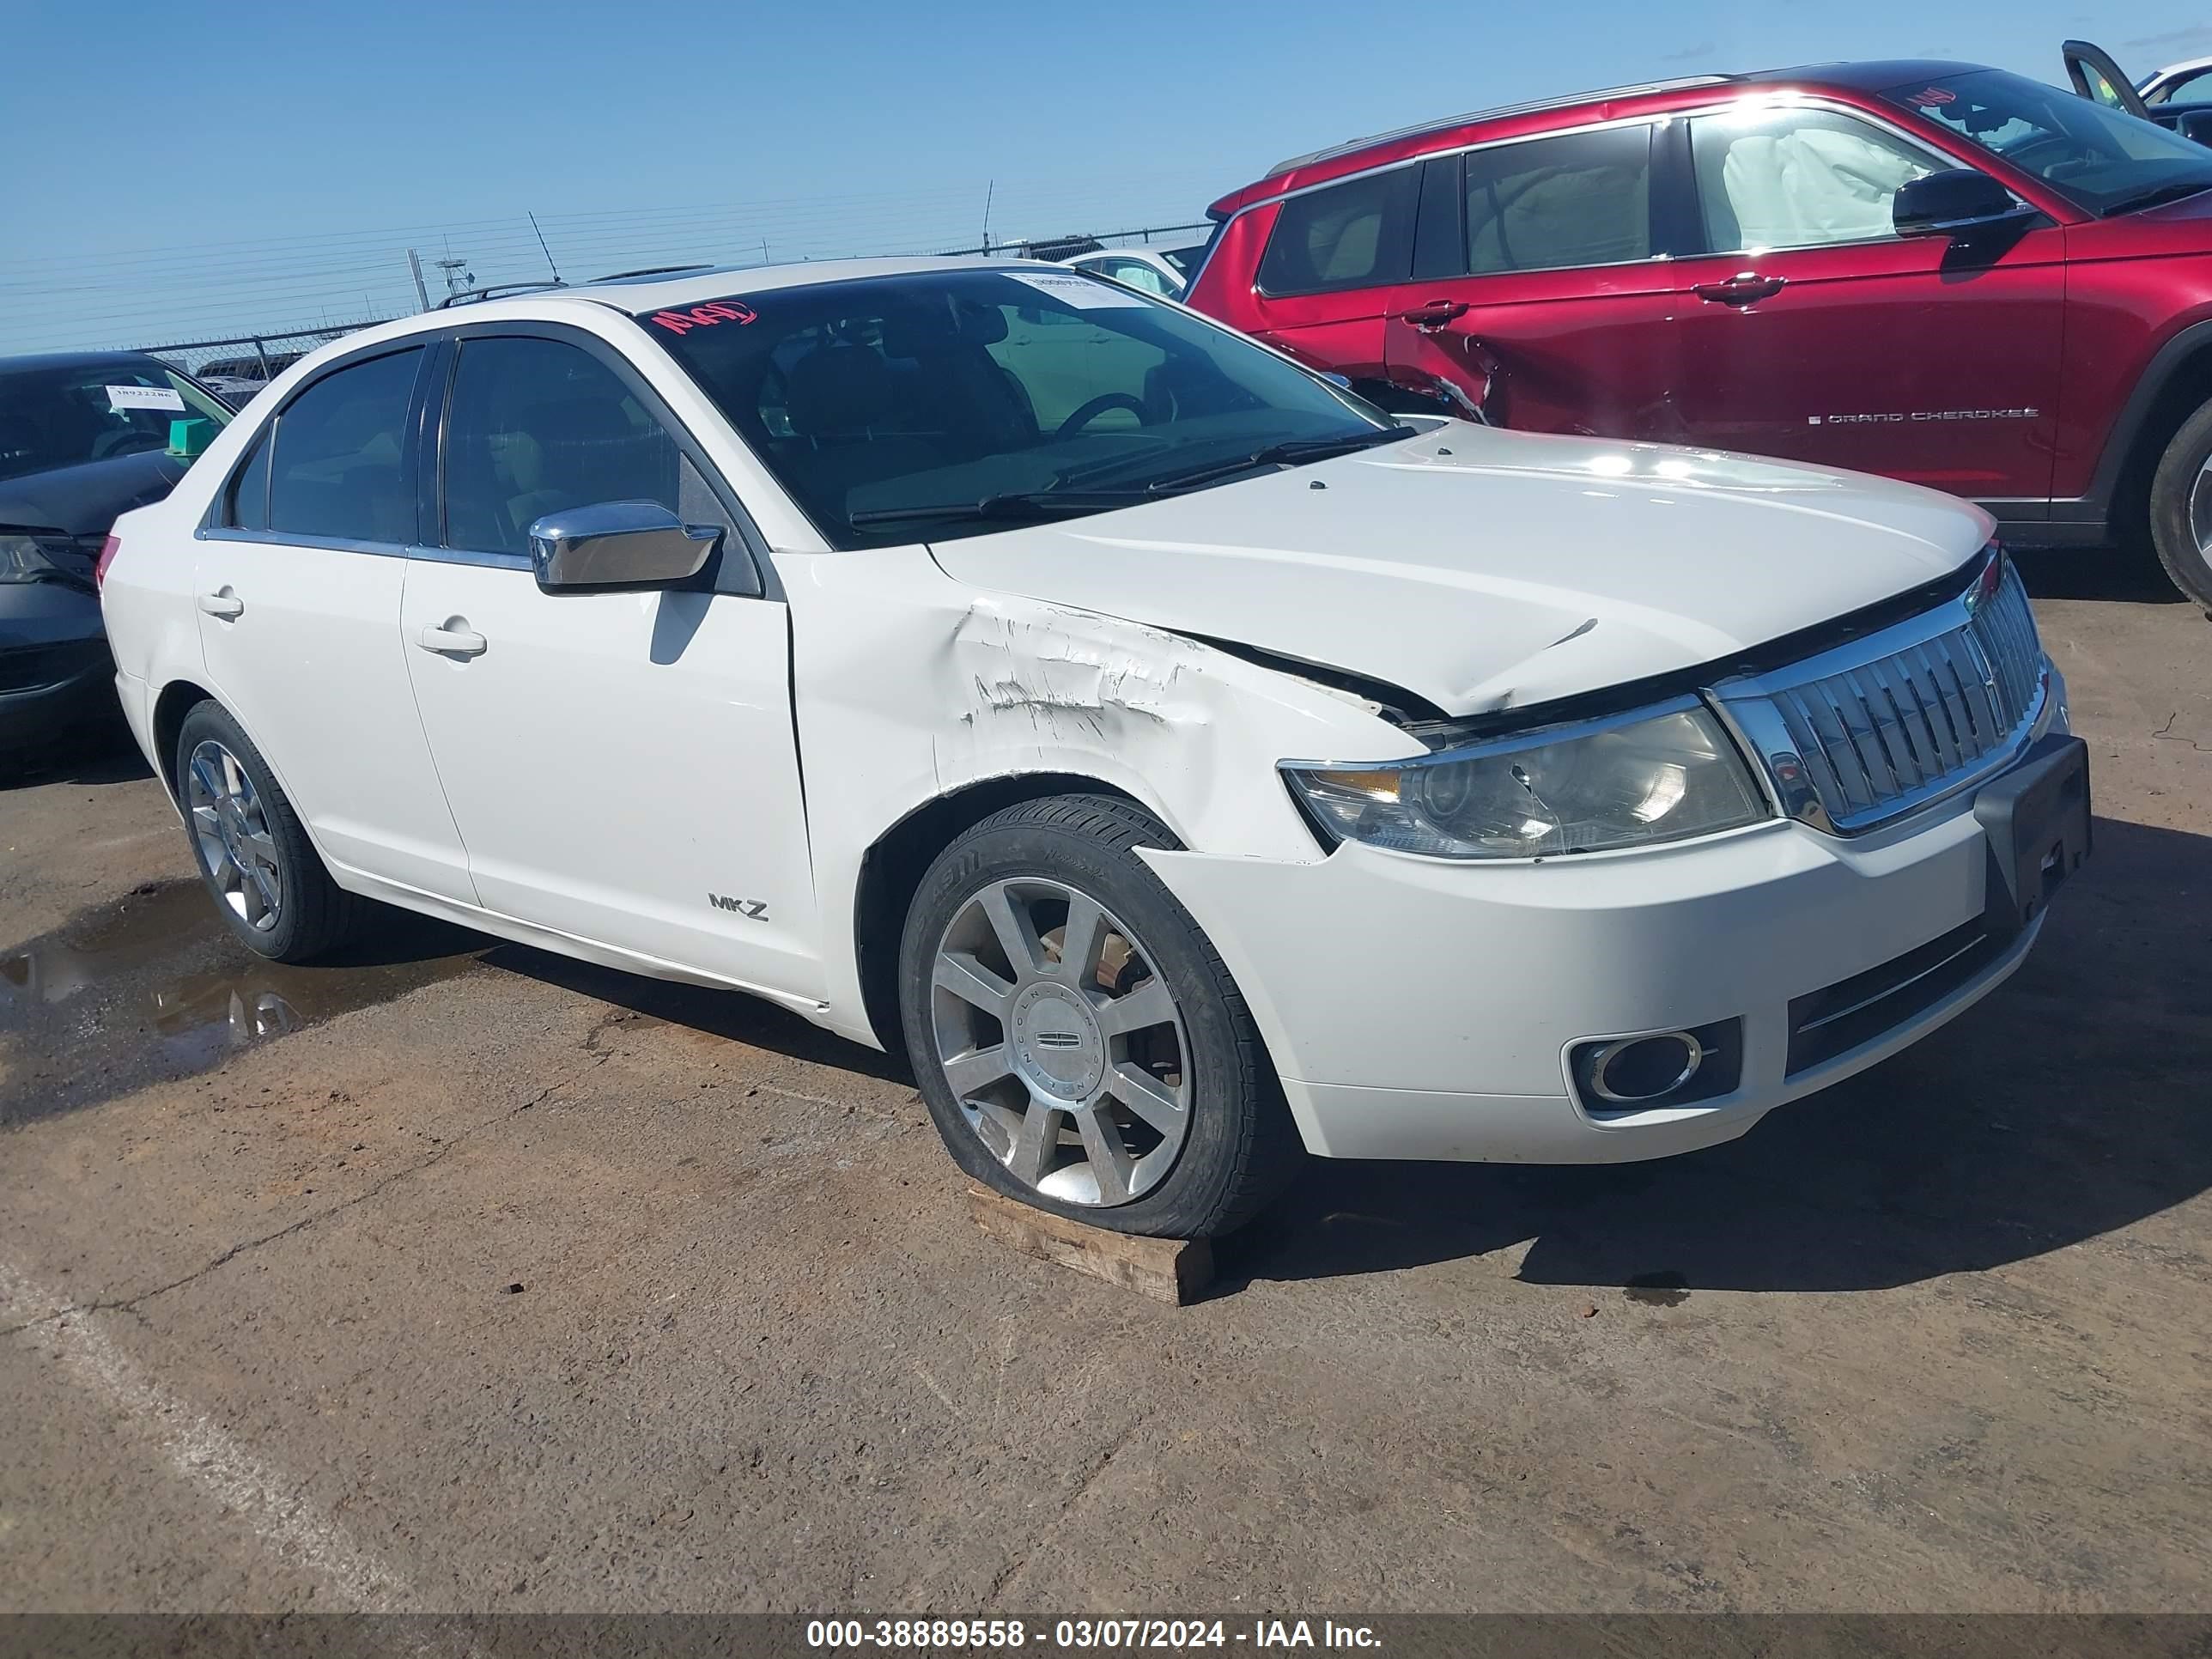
[1186,60,2212,605]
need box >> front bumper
[0,583,114,750]
[1142,750,2066,1164]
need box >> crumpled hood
[0,450,190,538]
[927,423,1993,718]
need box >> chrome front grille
[1714,555,2048,836]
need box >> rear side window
[223,431,270,530]
[267,349,423,544]
[1463,126,1653,274]
[440,335,700,557]
[1256,167,1417,295]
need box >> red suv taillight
[94,533,121,592]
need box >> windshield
[1158,245,1206,277]
[0,362,232,484]
[1887,69,2212,216]
[640,268,1400,548]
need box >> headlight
[0,532,91,588]
[1282,699,1771,860]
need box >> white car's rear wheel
[173,701,363,963]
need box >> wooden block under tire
[965,1186,1214,1304]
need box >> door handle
[197,590,244,620]
[416,622,488,659]
[1396,299,1470,329]
[1692,273,1787,307]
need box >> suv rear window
[1256,168,1417,295]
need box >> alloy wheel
[185,739,283,933]
[2190,454,2212,573]
[930,877,1190,1206]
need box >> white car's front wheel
[898,794,1297,1238]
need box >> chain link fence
[132,221,1215,394]
[141,324,398,398]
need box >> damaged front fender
[778,544,1422,1044]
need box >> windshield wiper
[1133,428,1409,495]
[846,489,1151,527]
[2102,179,2212,216]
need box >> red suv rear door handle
[1692,273,1787,307]
[1397,299,1470,328]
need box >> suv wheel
[174,701,363,962]
[897,794,1297,1238]
[2147,399,2212,609]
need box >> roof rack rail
[589,263,720,283]
[1267,75,1736,174]
[434,279,569,309]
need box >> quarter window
[224,431,270,530]
[1257,167,1417,295]
[1691,108,1939,252]
[267,348,423,544]
[1463,125,1653,274]
[441,336,702,556]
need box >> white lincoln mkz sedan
[97,258,2089,1237]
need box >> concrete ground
[2,554,2207,1615]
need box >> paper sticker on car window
[1003,271,1149,309]
[106,385,187,412]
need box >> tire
[173,701,363,962]
[897,793,1297,1239]
[2146,398,2212,610]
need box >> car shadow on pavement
[2012,543,2191,606]
[1,734,150,791]
[481,943,916,1087]
[1216,813,2210,1297]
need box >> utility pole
[407,249,431,313]
[981,180,995,258]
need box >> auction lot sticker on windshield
[106,385,186,412]
[1005,270,1147,308]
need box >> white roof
[246,255,1091,387]
[562,253,1044,313]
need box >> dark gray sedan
[1,351,233,763]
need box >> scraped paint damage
[948,602,1213,741]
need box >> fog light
[1591,1033,1703,1103]
[1571,1018,1742,1114]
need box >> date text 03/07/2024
[804,1619,1382,1650]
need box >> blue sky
[6,0,2211,354]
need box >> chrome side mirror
[526,501,719,592]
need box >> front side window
[1691,107,1940,252]
[1887,69,2212,216]
[0,361,231,485]
[643,270,1401,548]
[440,335,712,556]
[1462,125,1653,275]
[1256,167,1417,295]
[266,348,422,544]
